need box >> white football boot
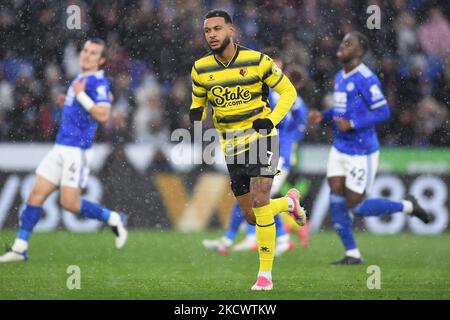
[109,212,128,249]
[285,188,307,226]
[0,247,28,263]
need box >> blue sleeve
[351,76,390,129]
[292,99,309,141]
[280,97,308,141]
[351,104,390,129]
[92,79,111,105]
[359,75,388,111]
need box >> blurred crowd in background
[1,0,450,147]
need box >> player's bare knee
[345,194,363,209]
[250,177,272,206]
[251,192,270,208]
[347,200,362,210]
[332,188,345,196]
[59,197,80,213]
[328,179,345,195]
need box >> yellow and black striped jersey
[190,44,297,156]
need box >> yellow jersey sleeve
[258,54,297,126]
[190,64,207,120]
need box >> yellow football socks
[270,197,289,213]
[253,202,277,272]
[253,197,291,273]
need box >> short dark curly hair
[204,9,233,24]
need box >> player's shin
[224,202,245,241]
[270,198,289,214]
[253,203,276,277]
[79,199,111,223]
[330,193,358,254]
[352,198,403,216]
[13,204,43,252]
[274,214,287,238]
[80,199,127,248]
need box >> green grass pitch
[0,229,449,299]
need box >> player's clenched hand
[252,118,274,134]
[73,78,87,95]
[308,110,323,125]
[334,117,353,132]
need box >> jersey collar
[79,70,104,78]
[213,44,240,69]
[342,63,365,79]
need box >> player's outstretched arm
[73,78,110,123]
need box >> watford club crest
[239,68,248,77]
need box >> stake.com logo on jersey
[211,85,252,107]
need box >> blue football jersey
[269,89,308,168]
[56,70,111,149]
[330,64,390,155]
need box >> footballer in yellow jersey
[189,9,307,291]
[190,36,296,157]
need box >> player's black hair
[351,31,369,55]
[85,38,107,69]
[204,9,233,24]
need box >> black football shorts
[225,135,280,197]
